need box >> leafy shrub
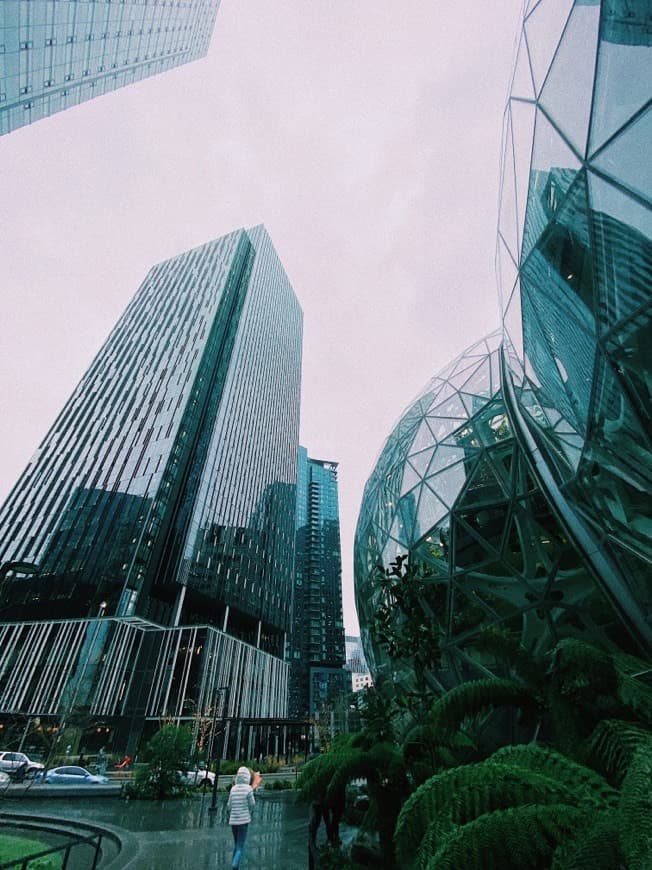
[264,778,294,790]
[129,724,192,799]
[219,757,282,776]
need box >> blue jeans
[231,823,249,869]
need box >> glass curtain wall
[0,0,221,135]
[498,0,652,646]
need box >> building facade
[0,225,303,752]
[498,0,652,648]
[354,333,630,693]
[344,634,368,674]
[0,0,220,135]
[354,0,652,695]
[352,672,373,693]
[289,448,347,718]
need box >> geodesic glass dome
[354,333,620,690]
[497,0,652,642]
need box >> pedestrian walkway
[0,792,310,869]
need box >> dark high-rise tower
[290,447,347,718]
[0,0,221,136]
[0,226,303,750]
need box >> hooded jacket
[228,766,255,825]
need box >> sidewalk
[0,791,310,869]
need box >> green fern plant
[426,804,589,870]
[298,732,407,869]
[550,814,623,869]
[549,639,652,720]
[589,718,652,784]
[402,721,476,785]
[368,555,652,869]
[488,744,619,807]
[395,743,617,869]
[428,677,538,735]
[618,740,652,869]
[395,759,490,864]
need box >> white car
[179,767,215,788]
[0,751,44,778]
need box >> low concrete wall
[1,783,123,798]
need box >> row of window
[13,53,176,91]
[16,24,193,49]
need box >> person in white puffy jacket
[227,766,262,869]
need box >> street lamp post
[208,685,229,814]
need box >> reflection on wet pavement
[0,792,310,869]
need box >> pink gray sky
[0,0,523,634]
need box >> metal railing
[0,830,105,869]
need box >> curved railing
[0,813,121,869]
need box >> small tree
[134,724,192,799]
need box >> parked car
[43,766,109,785]
[178,766,215,788]
[0,751,44,779]
[0,771,10,785]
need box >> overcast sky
[0,0,524,635]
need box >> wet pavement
[0,791,313,869]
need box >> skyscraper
[0,0,220,135]
[0,225,303,751]
[344,635,368,675]
[289,447,347,718]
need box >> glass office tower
[0,226,303,750]
[289,447,347,718]
[0,0,220,135]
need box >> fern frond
[589,718,652,784]
[297,736,357,803]
[428,677,537,733]
[550,638,652,720]
[297,737,404,808]
[415,810,455,870]
[322,748,367,804]
[413,769,588,868]
[402,724,433,755]
[474,626,523,659]
[488,744,618,807]
[297,752,342,804]
[615,667,652,722]
[402,723,474,782]
[474,627,540,684]
[395,762,487,866]
[619,741,652,869]
[394,749,610,869]
[407,759,613,869]
[451,766,592,821]
[322,741,403,805]
[551,813,623,869]
[425,804,587,870]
